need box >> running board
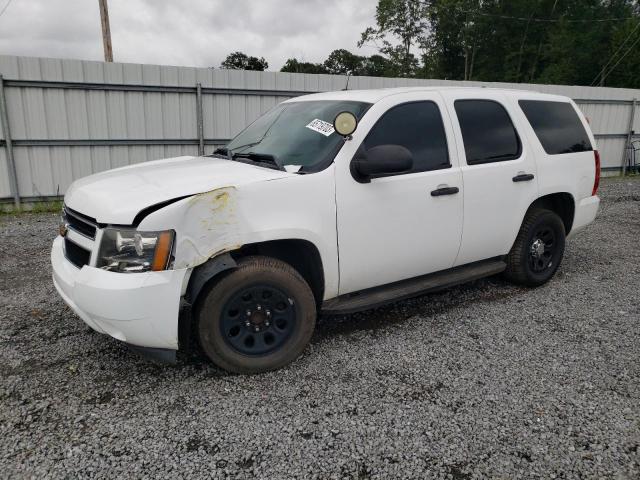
[321,259,506,315]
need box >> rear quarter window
[518,100,592,155]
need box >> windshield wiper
[211,148,283,171]
[210,147,231,159]
[227,141,261,153]
[232,152,284,171]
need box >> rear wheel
[197,256,316,374]
[504,208,566,287]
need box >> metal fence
[1,55,638,207]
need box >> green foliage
[232,1,640,87]
[323,49,366,75]
[280,58,328,74]
[359,0,640,87]
[280,50,402,77]
[220,52,268,71]
[359,0,429,77]
[1,200,62,216]
[362,54,397,77]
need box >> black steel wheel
[504,208,566,287]
[197,256,316,374]
[220,284,296,356]
[528,227,557,273]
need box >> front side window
[454,100,521,165]
[224,100,371,170]
[362,101,450,174]
[519,100,592,155]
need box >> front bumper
[51,236,188,350]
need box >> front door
[334,92,464,295]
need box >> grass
[0,200,63,216]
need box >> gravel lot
[1,178,639,479]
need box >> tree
[281,53,399,77]
[323,49,366,75]
[278,0,640,86]
[280,58,328,74]
[220,52,268,71]
[422,0,640,87]
[604,17,640,89]
[362,54,395,76]
[359,0,429,77]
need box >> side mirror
[333,111,358,137]
[351,144,413,183]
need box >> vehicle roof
[285,86,570,104]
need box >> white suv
[52,87,600,373]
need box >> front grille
[64,206,97,239]
[64,238,91,268]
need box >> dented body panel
[64,155,290,224]
[138,167,339,299]
[54,154,339,351]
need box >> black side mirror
[351,144,413,183]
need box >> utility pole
[98,0,113,62]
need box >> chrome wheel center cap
[531,239,545,258]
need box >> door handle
[430,186,459,197]
[512,173,535,182]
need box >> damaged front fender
[137,186,244,270]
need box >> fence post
[622,98,637,176]
[0,75,20,209]
[196,82,204,156]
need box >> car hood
[64,155,291,224]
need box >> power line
[598,32,640,85]
[590,21,640,86]
[458,8,636,23]
[0,0,14,19]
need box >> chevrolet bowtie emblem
[59,223,69,237]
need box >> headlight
[97,228,175,273]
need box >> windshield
[224,100,371,170]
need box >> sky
[0,0,379,70]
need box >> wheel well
[232,239,325,307]
[529,193,575,234]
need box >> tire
[197,256,316,374]
[504,208,566,287]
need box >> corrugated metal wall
[1,55,638,201]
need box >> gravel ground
[1,178,639,479]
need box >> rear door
[441,91,539,266]
[517,97,597,202]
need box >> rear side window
[519,100,592,155]
[364,101,450,173]
[454,100,521,165]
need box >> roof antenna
[343,73,351,91]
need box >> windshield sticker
[306,118,335,137]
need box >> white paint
[51,236,188,349]
[333,90,464,294]
[440,89,541,266]
[64,155,290,224]
[51,86,600,353]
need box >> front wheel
[197,256,316,374]
[504,208,566,287]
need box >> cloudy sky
[0,0,379,70]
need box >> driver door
[334,92,464,295]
